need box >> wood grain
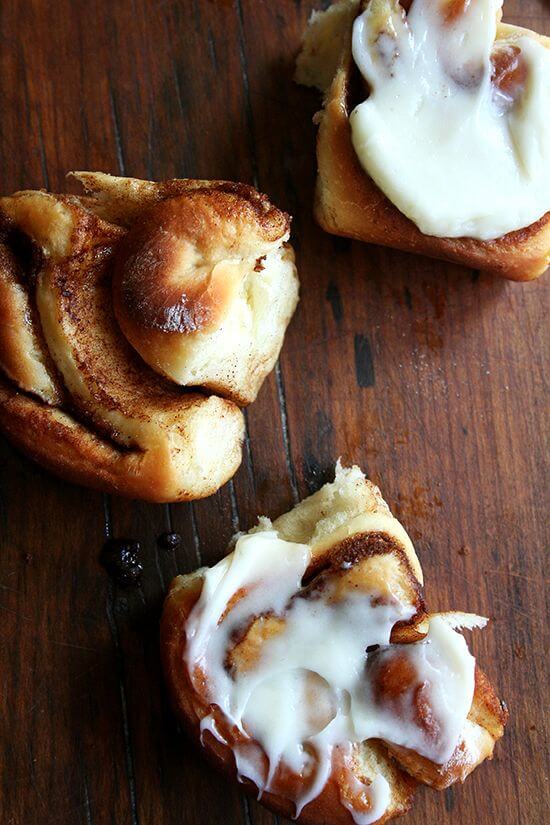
[0,1,548,823]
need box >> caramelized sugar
[491,43,528,101]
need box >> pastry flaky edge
[0,173,298,502]
[296,0,550,281]
[161,463,508,824]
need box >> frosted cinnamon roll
[161,464,507,823]
[0,173,298,501]
[296,0,550,280]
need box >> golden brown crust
[160,473,507,823]
[72,172,287,230]
[309,2,550,281]
[0,241,63,404]
[470,666,509,739]
[160,556,416,825]
[0,173,298,498]
[384,666,509,789]
[0,180,288,501]
[113,184,289,337]
[0,375,162,500]
[73,172,299,406]
[0,375,244,502]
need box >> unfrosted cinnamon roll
[296,0,550,281]
[161,464,507,823]
[0,173,299,501]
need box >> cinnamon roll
[161,463,507,823]
[0,173,299,501]
[296,0,550,281]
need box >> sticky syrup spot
[157,532,182,550]
[100,538,143,587]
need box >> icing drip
[340,768,392,825]
[350,0,550,240]
[185,530,477,821]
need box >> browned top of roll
[114,184,290,335]
[0,185,246,502]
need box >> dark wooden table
[1,1,548,823]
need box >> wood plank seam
[236,0,260,190]
[103,495,141,825]
[109,82,127,177]
[275,362,301,506]
[36,115,50,192]
[242,408,258,497]
[189,503,203,567]
[235,0,301,510]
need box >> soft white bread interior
[269,461,423,582]
[161,464,507,823]
[295,0,359,93]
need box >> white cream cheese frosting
[349,0,550,240]
[184,528,480,822]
